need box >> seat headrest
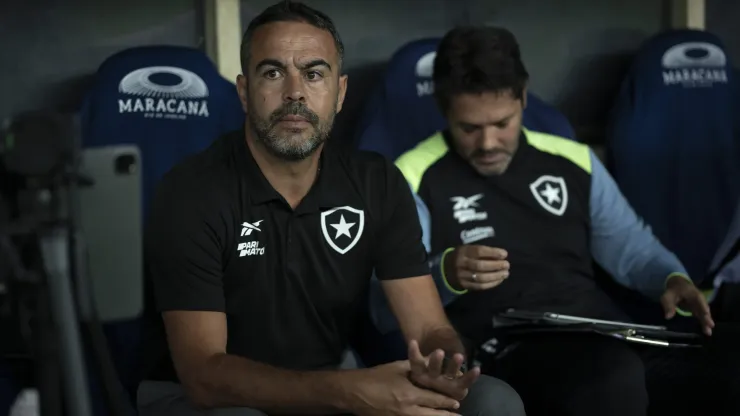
[629,29,733,94]
[81,45,244,213]
[85,45,243,126]
[382,38,441,108]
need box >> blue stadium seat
[79,45,244,410]
[354,38,576,159]
[607,29,740,281]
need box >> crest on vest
[529,175,569,216]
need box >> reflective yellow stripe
[524,128,592,174]
[395,133,449,193]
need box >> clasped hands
[351,340,480,416]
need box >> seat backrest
[80,45,244,213]
[607,29,740,279]
[355,38,576,160]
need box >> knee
[463,375,526,416]
[591,345,646,397]
[567,345,648,412]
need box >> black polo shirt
[141,130,429,382]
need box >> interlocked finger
[459,270,509,285]
[460,257,509,273]
[427,350,445,378]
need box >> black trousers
[481,323,740,416]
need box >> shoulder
[327,145,401,184]
[153,132,237,210]
[394,132,449,192]
[332,145,392,172]
[524,128,593,174]
[325,146,413,205]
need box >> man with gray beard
[136,1,525,415]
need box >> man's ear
[336,74,349,114]
[521,85,528,110]
[236,74,248,113]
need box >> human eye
[305,70,324,81]
[263,69,282,80]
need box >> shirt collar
[235,133,346,212]
[234,131,282,205]
[294,143,349,214]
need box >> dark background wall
[0,0,200,120]
[0,0,737,144]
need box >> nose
[283,72,306,103]
[479,126,503,150]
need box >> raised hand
[443,245,510,291]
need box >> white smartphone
[77,145,143,322]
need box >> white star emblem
[320,206,365,255]
[329,214,355,239]
[540,183,561,204]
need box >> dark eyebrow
[254,58,332,73]
[492,114,515,124]
[458,113,515,129]
[299,59,332,72]
[254,59,286,72]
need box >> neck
[245,130,322,209]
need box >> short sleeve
[145,174,226,312]
[373,161,431,280]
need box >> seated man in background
[136,2,525,416]
[378,25,740,416]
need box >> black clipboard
[488,309,704,349]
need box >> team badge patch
[529,175,568,216]
[320,206,365,254]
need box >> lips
[476,153,507,164]
[280,115,308,122]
